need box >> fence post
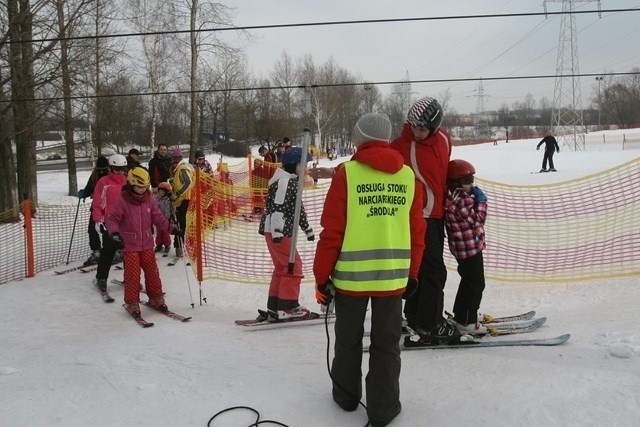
[194,167,203,285]
[23,198,35,278]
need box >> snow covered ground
[2,131,640,427]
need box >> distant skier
[536,133,560,172]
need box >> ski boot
[404,319,463,347]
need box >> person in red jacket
[391,97,461,344]
[314,113,425,427]
[106,167,176,317]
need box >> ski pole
[66,197,82,265]
[177,232,195,308]
[287,86,312,274]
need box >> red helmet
[447,159,476,180]
[157,182,172,192]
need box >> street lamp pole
[595,76,604,128]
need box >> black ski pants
[96,230,118,281]
[331,293,402,424]
[173,199,189,249]
[452,251,486,324]
[404,218,448,330]
[87,208,101,252]
[542,149,556,170]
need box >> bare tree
[55,0,94,196]
[90,0,125,156]
[169,0,240,161]
[384,83,408,134]
[128,0,177,154]
[361,82,381,114]
[98,75,146,153]
[271,50,298,138]
[8,0,38,206]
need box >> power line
[14,8,640,44]
[5,71,638,104]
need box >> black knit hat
[96,155,109,171]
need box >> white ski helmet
[109,154,127,168]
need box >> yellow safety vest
[171,161,195,207]
[332,161,415,293]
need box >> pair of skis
[54,262,122,275]
[234,309,570,349]
[362,311,570,351]
[235,310,336,329]
[125,301,192,328]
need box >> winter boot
[163,246,170,254]
[277,306,311,320]
[154,245,163,253]
[148,295,168,312]
[539,168,548,173]
[95,278,107,292]
[549,168,557,172]
[124,302,141,317]
[84,250,100,266]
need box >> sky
[221,0,640,113]
[2,131,639,426]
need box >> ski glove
[77,189,85,199]
[471,186,487,203]
[316,280,334,306]
[304,228,315,242]
[536,146,540,150]
[111,232,125,250]
[403,278,419,300]
[95,222,106,234]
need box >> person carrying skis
[444,159,488,335]
[257,146,315,321]
[314,113,425,427]
[106,167,177,317]
[78,155,110,266]
[92,154,129,294]
[536,133,560,172]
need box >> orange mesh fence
[186,156,640,285]
[1,156,639,286]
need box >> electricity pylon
[473,79,491,138]
[544,0,601,151]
